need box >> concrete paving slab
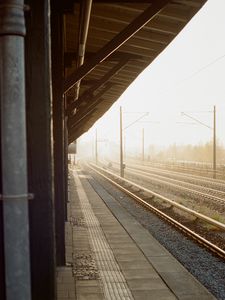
[176,295,216,300]
[149,256,187,273]
[138,243,171,257]
[119,260,156,271]
[161,271,214,298]
[112,247,143,256]
[105,237,134,244]
[114,253,147,262]
[76,280,101,287]
[76,284,103,294]
[77,292,105,300]
[131,289,177,300]
[57,266,76,300]
[108,242,138,250]
[122,268,159,279]
[127,278,168,290]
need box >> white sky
[80,0,225,152]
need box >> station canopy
[64,0,207,143]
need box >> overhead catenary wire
[160,52,225,96]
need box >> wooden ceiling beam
[90,13,180,35]
[68,82,114,129]
[64,0,170,93]
[64,50,144,67]
[68,114,95,143]
[89,20,172,44]
[67,57,129,113]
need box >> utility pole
[124,135,126,161]
[142,128,145,162]
[95,128,98,164]
[120,106,124,177]
[213,105,216,179]
[121,110,149,170]
[181,106,217,179]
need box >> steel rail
[125,166,225,201]
[88,163,225,230]
[144,161,225,178]
[106,160,225,203]
[127,161,225,187]
[87,163,225,259]
[109,159,225,184]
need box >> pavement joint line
[73,170,134,300]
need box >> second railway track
[104,161,225,215]
[125,166,225,204]
[125,162,225,191]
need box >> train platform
[57,166,215,300]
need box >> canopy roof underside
[64,0,207,143]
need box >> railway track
[126,162,225,190]
[140,161,225,179]
[125,166,225,204]
[105,161,225,209]
[86,162,225,260]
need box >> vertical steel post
[51,2,65,266]
[142,128,145,163]
[25,0,56,298]
[213,105,216,179]
[120,106,124,177]
[95,129,98,164]
[64,115,69,220]
[0,1,31,299]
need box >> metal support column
[64,114,69,221]
[25,0,56,299]
[0,1,31,299]
[51,1,65,266]
[0,108,5,300]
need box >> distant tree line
[148,141,225,164]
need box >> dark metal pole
[95,129,98,164]
[0,1,31,299]
[120,106,124,177]
[25,0,56,298]
[213,105,216,179]
[51,1,65,266]
[74,0,93,101]
[64,115,69,220]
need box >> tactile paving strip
[74,171,134,300]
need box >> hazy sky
[81,0,225,152]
